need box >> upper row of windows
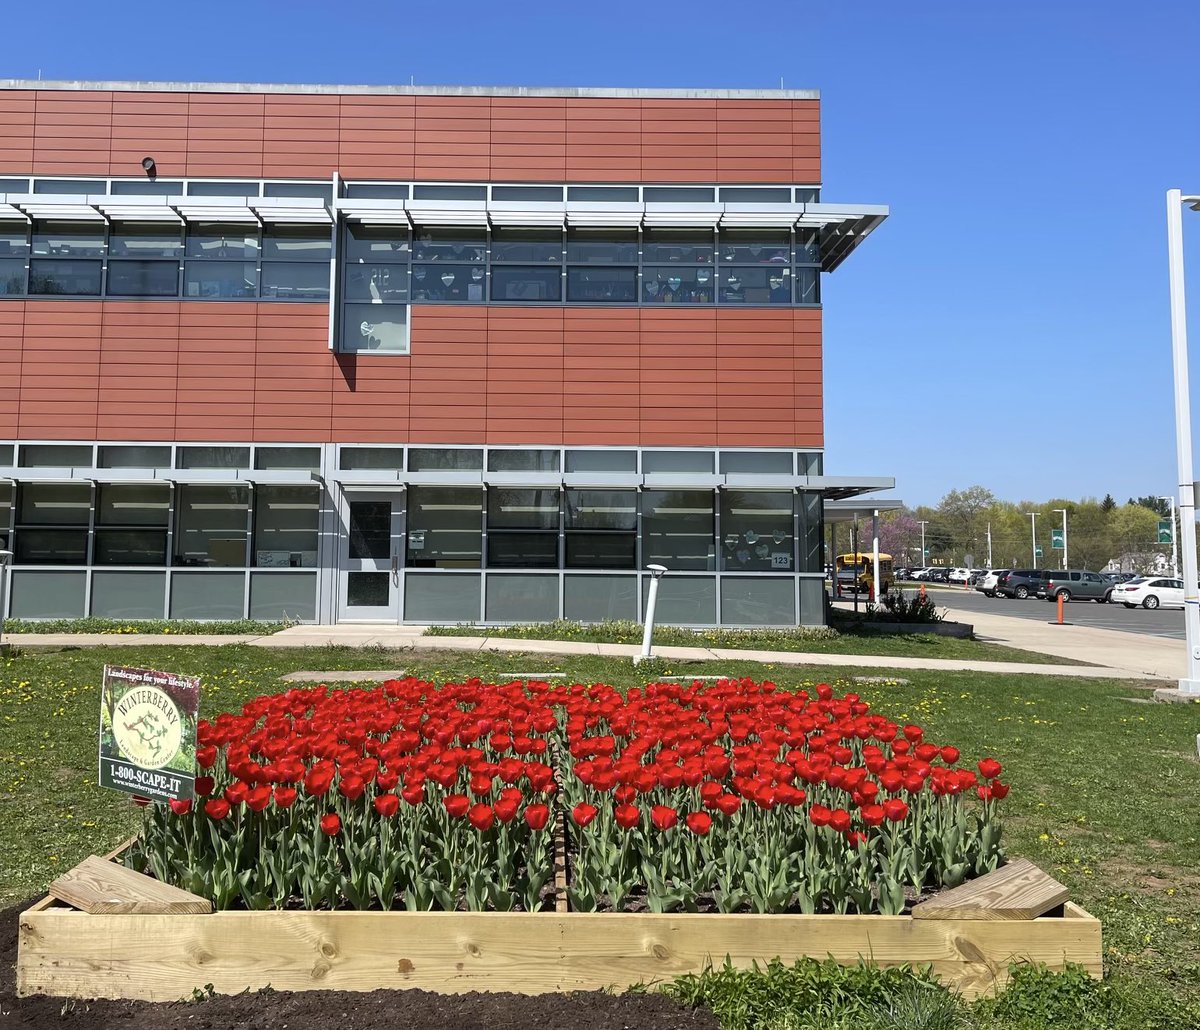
[0,222,822,307]
[0,178,820,205]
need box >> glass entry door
[339,491,404,621]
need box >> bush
[866,590,946,625]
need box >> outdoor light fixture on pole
[1051,509,1068,570]
[918,520,928,566]
[0,550,11,649]
[1024,512,1040,568]
[1165,188,1200,694]
[635,564,669,665]
[1158,495,1179,579]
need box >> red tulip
[978,758,1002,780]
[494,796,519,823]
[304,763,334,797]
[714,793,742,816]
[685,811,713,835]
[883,798,909,822]
[572,803,598,828]
[168,798,192,815]
[809,804,832,827]
[444,793,470,818]
[524,803,550,830]
[940,746,960,765]
[338,773,366,801]
[903,724,923,743]
[204,798,230,820]
[468,803,495,831]
[374,793,400,817]
[245,785,273,813]
[830,809,852,834]
[196,745,218,769]
[651,805,678,831]
[860,804,885,827]
[194,775,215,797]
[990,780,1010,800]
[274,786,298,809]
[320,812,341,835]
[401,783,425,806]
[614,803,640,829]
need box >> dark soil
[0,899,717,1030]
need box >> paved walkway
[1,615,1172,681]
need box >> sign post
[99,665,200,803]
[0,550,11,650]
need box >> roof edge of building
[0,79,819,100]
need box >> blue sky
[6,0,1200,507]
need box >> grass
[0,644,1197,1025]
[424,619,1087,666]
[0,618,286,635]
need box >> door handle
[391,553,399,586]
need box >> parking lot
[901,581,1186,640]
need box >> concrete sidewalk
[927,600,1184,680]
[0,620,1164,680]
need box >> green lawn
[425,619,1087,666]
[1,644,1197,1025]
[1,617,285,635]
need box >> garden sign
[98,665,200,803]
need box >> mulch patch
[0,898,718,1030]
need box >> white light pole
[1166,189,1200,693]
[635,564,669,665]
[1052,508,1068,570]
[0,550,11,648]
[872,509,881,601]
[986,522,993,568]
[918,520,928,567]
[1158,495,1179,579]
[1024,512,1040,568]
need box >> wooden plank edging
[912,858,1070,921]
[17,904,1102,1002]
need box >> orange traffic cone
[920,583,926,601]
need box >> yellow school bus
[834,552,893,596]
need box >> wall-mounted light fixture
[141,156,157,179]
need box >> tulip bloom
[685,811,713,835]
[614,803,640,829]
[651,805,678,831]
[572,803,599,828]
[374,793,400,817]
[978,758,1002,780]
[524,803,550,830]
[468,803,495,831]
[273,786,298,809]
[168,798,192,816]
[204,799,230,820]
[320,812,341,836]
[443,794,470,819]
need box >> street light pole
[1052,508,1068,570]
[1024,512,1040,568]
[1166,188,1200,693]
[918,520,928,567]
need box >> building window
[107,224,182,297]
[254,485,319,567]
[411,229,486,303]
[184,223,258,299]
[643,265,715,304]
[176,446,250,469]
[175,485,248,567]
[0,225,29,296]
[29,220,104,295]
[406,487,482,568]
[260,226,331,300]
[566,230,638,303]
[490,229,563,302]
[487,448,560,473]
[408,448,483,471]
[94,484,169,566]
[14,483,90,565]
[642,229,714,265]
[340,222,410,352]
[486,488,558,568]
[0,482,12,551]
[565,489,636,569]
[720,491,793,572]
[641,490,716,571]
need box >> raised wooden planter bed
[17,853,1101,1001]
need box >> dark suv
[996,569,1048,599]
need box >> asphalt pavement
[897,581,1185,640]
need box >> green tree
[935,486,996,564]
[1101,493,1116,513]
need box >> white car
[1112,577,1184,610]
[948,567,971,584]
[975,569,1010,598]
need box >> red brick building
[0,82,889,625]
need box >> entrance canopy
[823,498,905,523]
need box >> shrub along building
[0,81,891,627]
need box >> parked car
[975,569,1010,598]
[1112,576,1184,610]
[1037,569,1109,602]
[894,567,912,581]
[996,569,1049,599]
[926,568,950,584]
[948,567,971,584]
[1101,571,1137,585]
